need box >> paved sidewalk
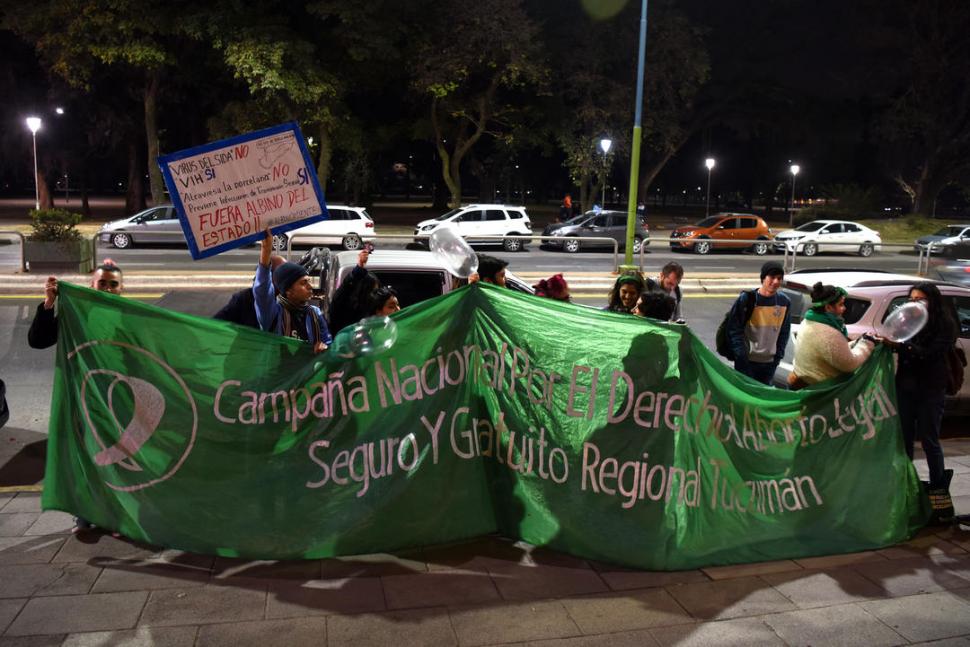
[1,442,969,646]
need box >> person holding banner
[329,248,381,333]
[789,282,875,389]
[28,261,124,349]
[725,261,791,385]
[605,273,645,314]
[214,254,286,328]
[254,230,332,353]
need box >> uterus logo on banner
[67,340,198,492]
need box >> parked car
[98,204,183,249]
[669,213,772,255]
[772,220,882,257]
[933,258,970,287]
[273,205,375,251]
[772,269,970,413]
[316,249,534,314]
[541,210,649,253]
[414,204,532,252]
[915,224,970,256]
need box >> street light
[26,116,42,211]
[788,164,801,227]
[599,138,612,207]
[704,157,716,217]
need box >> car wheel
[631,237,644,254]
[694,238,712,255]
[802,242,818,257]
[503,236,522,252]
[564,238,580,253]
[272,234,288,251]
[342,234,362,250]
[858,242,874,257]
[111,233,132,249]
[752,239,769,255]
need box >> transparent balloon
[330,316,398,359]
[879,301,928,342]
[430,226,478,278]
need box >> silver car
[98,205,184,249]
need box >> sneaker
[71,517,94,534]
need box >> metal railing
[281,233,624,272]
[0,231,27,273]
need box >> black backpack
[945,344,967,396]
[716,290,758,361]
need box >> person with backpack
[724,261,791,385]
[887,282,959,519]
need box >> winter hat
[534,273,570,301]
[760,261,785,281]
[273,262,309,295]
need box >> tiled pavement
[2,441,970,646]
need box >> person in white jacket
[790,282,876,388]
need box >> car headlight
[420,224,436,232]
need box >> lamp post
[26,117,42,211]
[788,164,800,227]
[599,138,612,208]
[621,0,649,269]
[704,157,716,217]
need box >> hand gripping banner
[43,282,929,569]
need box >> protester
[725,261,791,384]
[605,273,644,314]
[27,260,124,534]
[213,254,286,328]
[28,261,124,349]
[254,230,331,353]
[635,292,677,321]
[644,261,684,322]
[368,286,401,317]
[475,254,509,287]
[890,282,959,506]
[789,282,875,388]
[533,273,571,301]
[329,248,381,333]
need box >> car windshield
[435,208,462,221]
[795,222,827,232]
[695,216,722,228]
[565,213,592,224]
[934,226,966,236]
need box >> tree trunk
[316,123,332,193]
[126,139,145,214]
[144,70,165,206]
[80,185,91,219]
[37,168,52,210]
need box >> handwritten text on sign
[158,123,325,259]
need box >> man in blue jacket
[254,230,332,353]
[726,261,791,385]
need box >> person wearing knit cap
[724,260,791,385]
[533,273,571,301]
[253,229,332,353]
[214,254,286,328]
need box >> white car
[414,204,533,252]
[772,220,882,257]
[274,205,375,251]
[774,269,970,413]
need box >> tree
[876,0,970,214]
[412,0,547,207]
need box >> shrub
[28,208,82,242]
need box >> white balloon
[430,226,478,278]
[880,301,928,342]
[331,316,398,359]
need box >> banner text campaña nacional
[43,282,929,569]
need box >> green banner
[43,281,929,569]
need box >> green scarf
[805,308,848,339]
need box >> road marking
[0,484,43,493]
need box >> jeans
[897,387,946,488]
[736,360,778,386]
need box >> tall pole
[788,164,800,227]
[26,117,42,211]
[704,158,715,217]
[622,0,649,269]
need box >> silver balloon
[880,301,928,342]
[331,316,398,359]
[429,226,478,278]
